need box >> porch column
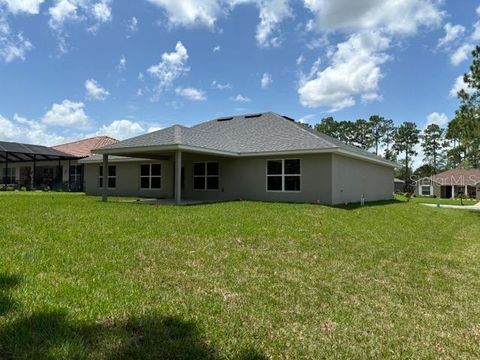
[175,150,182,205]
[451,185,454,199]
[102,154,108,202]
[32,155,36,189]
[3,152,8,188]
[465,185,468,198]
[68,159,71,190]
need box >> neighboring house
[394,178,405,193]
[84,112,397,205]
[1,136,117,191]
[415,169,480,200]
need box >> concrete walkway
[421,202,480,211]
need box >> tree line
[311,45,480,186]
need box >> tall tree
[353,119,374,149]
[337,121,357,145]
[315,117,339,138]
[450,45,480,168]
[421,124,445,174]
[368,115,391,155]
[393,122,420,189]
[382,119,396,158]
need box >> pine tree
[393,122,420,190]
[421,124,445,174]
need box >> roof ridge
[53,135,119,148]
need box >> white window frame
[420,185,433,196]
[193,161,220,191]
[140,163,162,190]
[69,165,82,184]
[98,165,117,190]
[266,159,301,193]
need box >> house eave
[93,144,397,168]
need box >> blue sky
[0,0,478,146]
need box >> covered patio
[0,141,80,189]
[93,147,235,205]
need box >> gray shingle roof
[97,112,396,166]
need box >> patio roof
[0,140,79,163]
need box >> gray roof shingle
[96,112,396,166]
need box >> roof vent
[244,113,262,119]
[217,117,234,122]
[282,115,295,122]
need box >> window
[140,164,161,189]
[99,165,116,189]
[267,159,301,192]
[193,162,219,190]
[421,185,432,196]
[2,168,16,184]
[69,165,82,184]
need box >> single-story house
[1,136,117,191]
[84,112,397,205]
[415,169,480,200]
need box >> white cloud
[147,0,292,47]
[298,31,389,111]
[296,54,305,65]
[147,125,162,133]
[117,55,126,72]
[213,45,220,52]
[175,87,206,101]
[0,113,66,146]
[297,114,315,124]
[302,0,444,35]
[85,79,110,101]
[127,16,138,35]
[231,94,251,102]
[437,23,465,48]
[449,75,475,98]
[450,43,474,66]
[91,0,111,23]
[361,92,382,103]
[261,72,272,89]
[48,0,113,38]
[0,2,36,62]
[211,80,232,90]
[255,0,291,47]
[48,0,78,30]
[147,41,189,91]
[0,31,32,62]
[477,4,480,16]
[146,0,222,28]
[425,112,448,128]
[471,21,480,41]
[1,0,45,14]
[42,99,89,127]
[95,119,145,140]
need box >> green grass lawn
[1,193,480,359]
[407,195,479,206]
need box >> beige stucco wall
[180,153,334,203]
[331,154,394,204]
[84,159,174,198]
[84,152,394,205]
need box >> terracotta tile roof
[53,136,118,158]
[433,169,480,186]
